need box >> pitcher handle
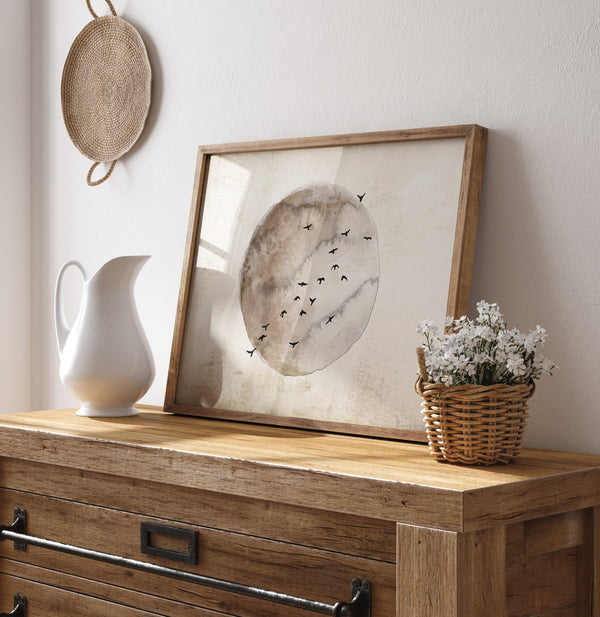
[55,260,87,355]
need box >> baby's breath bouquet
[417,301,554,387]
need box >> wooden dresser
[0,408,599,616]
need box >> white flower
[474,325,495,341]
[506,354,527,377]
[476,300,490,313]
[416,319,431,333]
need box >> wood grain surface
[1,408,600,532]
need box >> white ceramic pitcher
[54,255,155,417]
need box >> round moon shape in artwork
[240,183,379,376]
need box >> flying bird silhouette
[289,341,299,348]
[247,348,256,357]
[300,310,307,316]
[357,193,365,201]
[329,248,338,254]
[309,297,316,305]
[326,315,335,324]
[331,264,339,270]
[280,310,287,318]
[303,224,312,230]
[363,236,372,240]
[258,334,267,342]
[294,295,301,301]
[298,281,308,287]
[262,323,270,330]
[341,275,348,281]
[341,229,350,236]
[317,277,325,284]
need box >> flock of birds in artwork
[246,193,373,359]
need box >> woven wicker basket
[415,348,535,465]
[61,0,151,186]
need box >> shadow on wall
[470,129,583,450]
[174,267,228,409]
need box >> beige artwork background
[176,137,465,432]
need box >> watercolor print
[240,183,379,376]
[171,134,473,434]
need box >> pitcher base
[76,406,140,418]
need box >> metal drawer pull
[140,521,198,564]
[0,595,27,617]
[1,509,370,617]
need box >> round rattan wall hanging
[61,0,152,186]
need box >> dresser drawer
[0,487,394,617]
[0,562,229,617]
[0,457,396,562]
[0,571,168,617]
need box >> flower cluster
[417,301,555,386]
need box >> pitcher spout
[88,255,151,292]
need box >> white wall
[0,1,31,413]
[29,0,600,453]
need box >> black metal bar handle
[0,510,369,617]
[0,595,27,617]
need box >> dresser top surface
[2,408,600,530]
[0,407,598,491]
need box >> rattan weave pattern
[415,348,535,465]
[61,2,151,185]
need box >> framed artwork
[164,125,487,440]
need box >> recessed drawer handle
[0,595,26,617]
[140,521,198,564]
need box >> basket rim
[415,375,536,398]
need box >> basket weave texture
[61,1,151,185]
[415,348,535,465]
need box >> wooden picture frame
[164,125,487,440]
